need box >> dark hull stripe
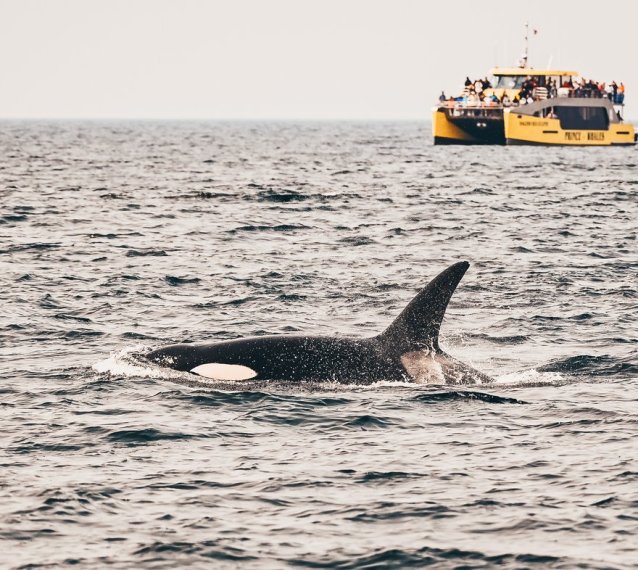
[506,138,636,147]
[434,136,503,146]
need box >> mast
[519,22,529,68]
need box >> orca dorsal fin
[379,261,469,353]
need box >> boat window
[495,75,525,89]
[555,106,609,130]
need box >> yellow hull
[504,111,635,146]
[432,109,479,144]
[432,108,504,145]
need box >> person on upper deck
[618,82,625,104]
[611,81,618,103]
[598,82,606,98]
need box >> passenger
[618,82,625,104]
[547,108,558,119]
[598,82,606,98]
[501,93,511,107]
[611,81,618,103]
[520,76,537,101]
[439,91,447,102]
[582,79,590,98]
[465,76,472,87]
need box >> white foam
[494,368,565,386]
[92,345,172,379]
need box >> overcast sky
[1,0,635,119]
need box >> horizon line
[0,116,434,122]
[1,116,635,123]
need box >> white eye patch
[190,363,258,381]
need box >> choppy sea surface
[1,121,637,569]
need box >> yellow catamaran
[432,25,635,146]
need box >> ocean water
[1,120,637,569]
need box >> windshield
[494,75,526,89]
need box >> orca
[145,261,493,385]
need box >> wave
[125,248,168,257]
[538,354,637,378]
[228,223,312,234]
[288,545,566,568]
[255,188,309,202]
[0,242,60,254]
[107,428,196,444]
[133,540,257,562]
[412,391,526,404]
[164,275,201,286]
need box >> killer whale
[146,261,493,385]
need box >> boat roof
[490,67,578,77]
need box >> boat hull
[504,108,635,146]
[433,99,635,146]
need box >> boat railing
[440,102,504,119]
[440,87,626,117]
[556,87,625,104]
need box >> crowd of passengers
[439,76,626,107]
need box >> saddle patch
[400,351,445,384]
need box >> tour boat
[432,27,635,146]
